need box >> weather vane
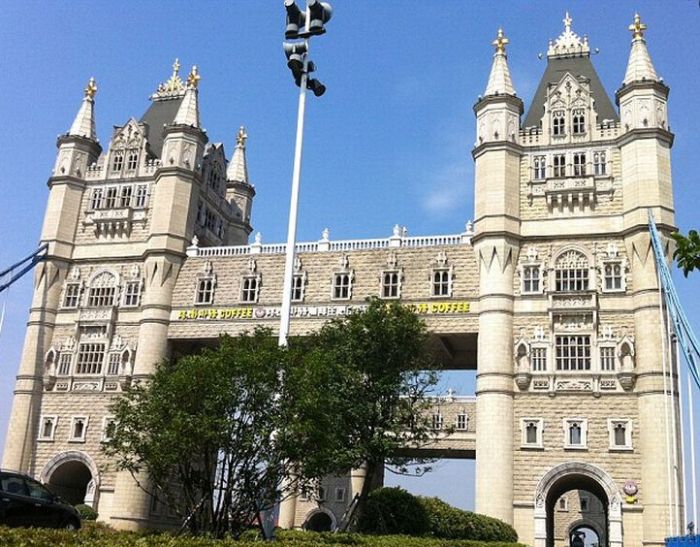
[493,28,509,54]
[84,77,97,99]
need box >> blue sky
[1,1,699,511]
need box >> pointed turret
[484,29,515,96]
[226,127,249,184]
[173,66,200,127]
[68,77,98,140]
[623,13,659,84]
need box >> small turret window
[552,111,565,136]
[572,109,586,135]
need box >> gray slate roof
[523,55,619,128]
[140,97,185,158]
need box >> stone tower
[1,62,255,527]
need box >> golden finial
[84,77,98,99]
[187,65,201,89]
[563,12,572,33]
[236,126,248,147]
[492,28,509,54]
[172,58,181,77]
[629,13,647,40]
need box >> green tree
[282,298,442,529]
[103,328,288,538]
[671,230,700,276]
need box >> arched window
[111,151,124,173]
[555,250,590,292]
[572,109,586,134]
[552,111,566,136]
[87,272,117,308]
[126,150,139,171]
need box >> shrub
[75,503,98,521]
[418,496,518,542]
[356,487,431,536]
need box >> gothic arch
[39,450,100,485]
[87,268,120,288]
[553,245,593,269]
[568,518,606,547]
[533,461,622,547]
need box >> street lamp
[278,0,332,346]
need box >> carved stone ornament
[339,254,350,270]
[294,256,303,273]
[202,260,213,276]
[247,258,257,274]
[436,250,448,267]
[617,371,636,391]
[515,371,532,391]
[43,375,57,391]
[387,252,398,269]
[69,268,81,281]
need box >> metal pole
[278,47,309,347]
[667,304,681,535]
[675,336,688,530]
[689,371,699,530]
[659,282,675,537]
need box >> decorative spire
[150,58,187,101]
[173,66,200,127]
[484,28,515,96]
[547,12,590,59]
[68,77,97,140]
[227,126,249,183]
[623,13,658,85]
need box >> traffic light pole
[278,44,309,347]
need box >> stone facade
[2,13,682,547]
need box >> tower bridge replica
[2,13,696,547]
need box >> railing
[188,225,474,258]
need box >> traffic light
[307,0,333,36]
[284,0,305,39]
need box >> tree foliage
[671,230,700,276]
[281,298,441,527]
[103,328,287,538]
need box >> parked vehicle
[0,470,81,529]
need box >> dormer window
[111,151,124,173]
[126,150,139,172]
[572,109,586,135]
[594,151,607,176]
[552,111,566,136]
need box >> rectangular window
[552,111,565,136]
[291,274,305,302]
[105,186,118,209]
[107,353,121,376]
[432,269,451,297]
[333,273,351,300]
[87,286,116,307]
[521,418,543,448]
[600,346,616,371]
[196,278,215,305]
[534,155,546,180]
[90,188,103,210]
[241,277,259,303]
[317,487,326,502]
[573,152,586,176]
[580,497,589,511]
[196,200,205,225]
[205,209,217,232]
[564,419,587,449]
[76,343,105,375]
[608,419,632,450]
[58,353,72,376]
[126,151,139,171]
[558,498,568,511]
[556,335,591,371]
[123,281,141,307]
[38,416,57,441]
[455,413,468,431]
[69,416,88,442]
[63,283,81,308]
[134,184,148,208]
[553,154,566,177]
[594,151,607,175]
[335,488,346,503]
[604,262,623,291]
[555,268,589,292]
[119,185,132,208]
[432,413,444,430]
[382,271,400,299]
[522,265,541,294]
[572,109,586,135]
[531,347,547,372]
[111,151,124,173]
[102,417,116,443]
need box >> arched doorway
[39,451,99,508]
[533,462,622,547]
[303,509,335,532]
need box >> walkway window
[556,335,591,371]
[555,250,590,292]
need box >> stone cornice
[473,93,524,115]
[616,127,674,147]
[615,79,670,104]
[55,133,102,155]
[472,140,524,160]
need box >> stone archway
[39,451,100,508]
[533,462,622,547]
[303,508,336,532]
[570,521,604,547]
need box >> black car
[0,470,81,529]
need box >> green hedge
[0,526,527,547]
[75,504,98,521]
[355,487,431,536]
[418,497,518,542]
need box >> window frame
[602,260,625,293]
[533,155,547,180]
[573,152,586,176]
[455,412,469,431]
[123,280,142,307]
[57,352,73,376]
[331,271,353,301]
[555,335,592,371]
[553,154,566,177]
[37,415,58,441]
[572,109,586,135]
[563,418,588,450]
[195,276,216,306]
[599,344,616,372]
[291,272,306,303]
[68,416,89,443]
[593,151,607,176]
[102,416,117,443]
[520,418,544,449]
[63,282,81,309]
[552,110,566,136]
[608,418,633,451]
[531,345,548,372]
[521,264,542,295]
[431,412,444,431]
[240,275,261,304]
[381,269,402,300]
[334,487,346,503]
[431,267,453,298]
[75,342,106,375]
